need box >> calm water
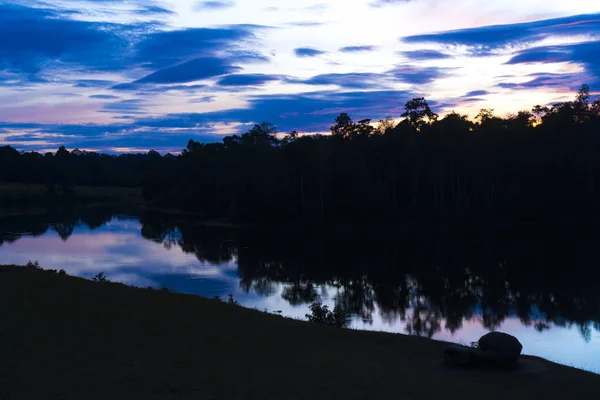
[1,209,599,373]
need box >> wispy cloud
[193,1,236,11]
[217,74,282,86]
[370,0,413,8]
[399,50,452,60]
[134,58,241,84]
[339,46,378,53]
[402,13,600,51]
[294,48,327,57]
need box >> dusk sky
[1,0,599,153]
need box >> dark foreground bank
[1,266,598,399]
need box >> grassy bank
[0,266,598,399]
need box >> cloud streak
[194,1,236,10]
[294,48,327,57]
[402,13,600,51]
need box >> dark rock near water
[478,332,523,365]
[444,332,523,368]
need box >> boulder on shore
[444,332,523,368]
[477,332,523,366]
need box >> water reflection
[1,208,600,372]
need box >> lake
[1,208,599,373]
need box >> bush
[306,300,349,328]
[227,294,239,306]
[92,272,108,282]
[25,260,41,270]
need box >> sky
[0,0,599,153]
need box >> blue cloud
[291,73,385,89]
[2,89,421,151]
[402,13,600,51]
[464,90,489,97]
[134,5,176,15]
[134,58,241,84]
[0,70,47,87]
[505,41,600,87]
[0,4,268,93]
[133,26,260,69]
[74,80,117,88]
[389,65,448,84]
[339,46,378,53]
[217,74,281,86]
[496,73,588,91]
[133,89,416,133]
[399,49,452,60]
[0,121,223,153]
[0,4,130,75]
[225,50,271,64]
[286,21,325,27]
[89,94,120,99]
[112,83,207,95]
[47,0,175,17]
[194,1,236,10]
[101,99,148,115]
[507,41,600,66]
[294,48,326,57]
[506,47,573,64]
[190,96,216,103]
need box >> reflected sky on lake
[1,215,599,373]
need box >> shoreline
[3,183,600,237]
[1,265,598,399]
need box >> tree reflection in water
[2,208,600,341]
[136,215,600,341]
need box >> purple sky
[1,0,599,153]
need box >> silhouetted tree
[402,97,438,131]
[4,84,600,231]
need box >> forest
[2,84,600,227]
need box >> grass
[0,265,598,399]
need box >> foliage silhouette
[306,299,349,328]
[2,85,600,228]
[93,272,108,282]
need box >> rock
[477,332,523,366]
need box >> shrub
[92,272,108,282]
[25,260,41,270]
[227,294,239,306]
[306,300,349,328]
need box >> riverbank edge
[1,265,598,399]
[4,183,600,236]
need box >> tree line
[2,84,600,227]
